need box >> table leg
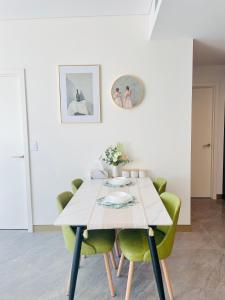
[147,226,165,300]
[69,226,84,300]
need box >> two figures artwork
[111,75,144,110]
[114,86,132,109]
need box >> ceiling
[0,0,152,19]
[1,0,225,65]
[151,0,225,65]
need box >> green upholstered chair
[57,191,116,297]
[153,177,167,195]
[117,192,181,300]
[71,180,118,269]
[71,178,83,194]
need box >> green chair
[153,177,167,195]
[117,192,181,300]
[57,191,116,297]
[71,180,118,269]
[71,178,83,194]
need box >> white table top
[54,177,172,230]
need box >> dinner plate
[103,191,133,205]
[104,177,131,187]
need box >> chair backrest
[57,191,73,213]
[71,178,83,194]
[157,192,181,258]
[57,191,76,252]
[56,190,95,254]
[153,177,167,195]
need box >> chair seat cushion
[83,229,116,255]
[118,229,165,262]
[66,228,115,255]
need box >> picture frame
[58,65,100,123]
[111,75,144,109]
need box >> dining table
[54,177,172,300]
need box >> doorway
[0,70,32,230]
[191,87,214,198]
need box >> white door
[0,74,28,229]
[191,87,213,197]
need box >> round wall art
[111,75,144,109]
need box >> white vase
[112,165,119,178]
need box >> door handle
[203,144,211,148]
[11,155,25,158]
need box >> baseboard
[176,225,192,232]
[34,224,192,232]
[33,225,60,232]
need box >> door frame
[192,85,217,199]
[0,69,33,231]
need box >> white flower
[101,143,128,166]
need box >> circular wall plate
[111,75,144,109]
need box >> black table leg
[69,226,84,300]
[147,226,165,300]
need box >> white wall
[0,16,193,225]
[193,66,225,197]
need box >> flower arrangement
[101,143,129,166]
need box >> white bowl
[103,191,132,205]
[107,177,130,186]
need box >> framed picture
[111,75,144,109]
[59,65,100,123]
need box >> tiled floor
[0,198,225,299]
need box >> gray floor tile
[1,198,225,299]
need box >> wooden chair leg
[117,254,125,277]
[161,259,174,300]
[103,253,116,297]
[125,261,134,300]
[114,239,120,257]
[110,250,117,269]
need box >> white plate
[103,191,133,205]
[106,177,131,186]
